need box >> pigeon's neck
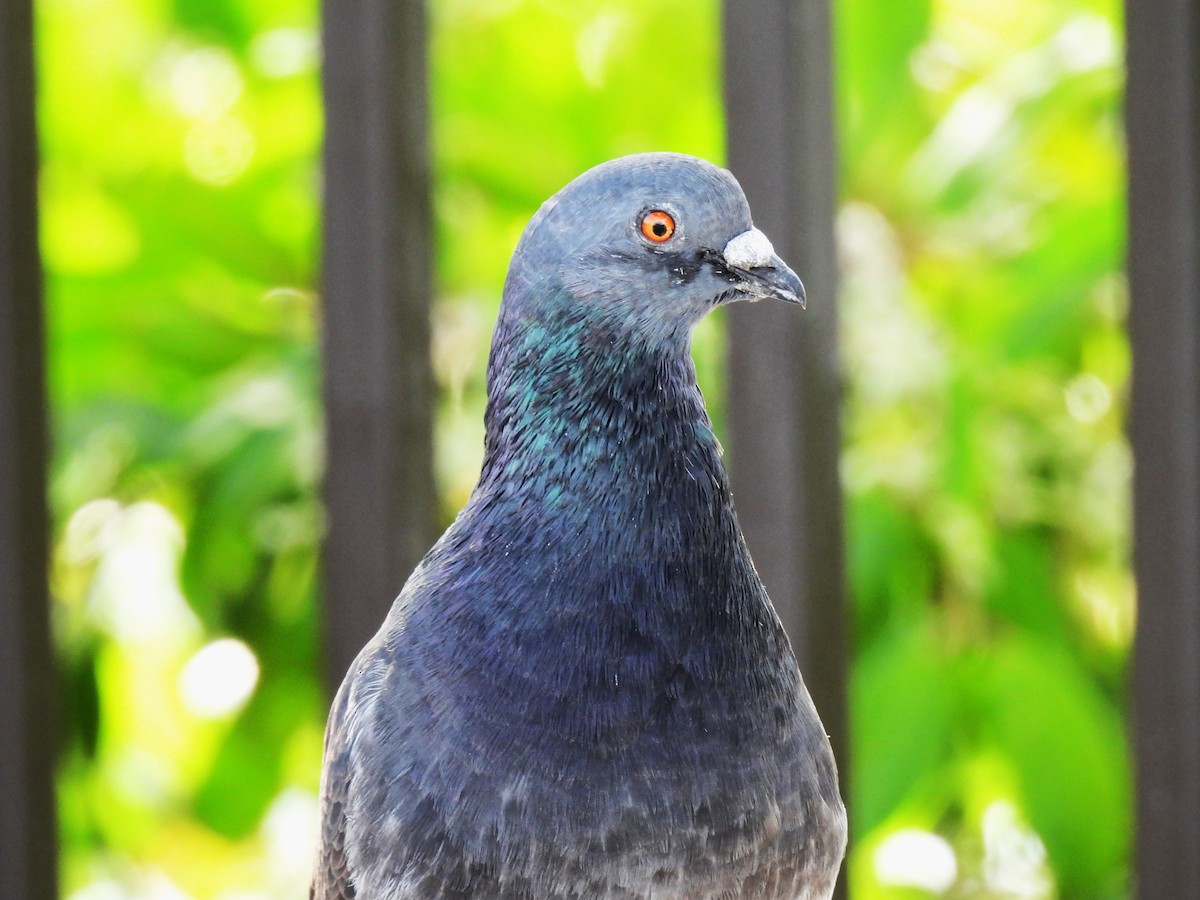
[477,311,729,529]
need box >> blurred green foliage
[43,0,325,894]
[40,0,1128,897]
[839,1,1129,896]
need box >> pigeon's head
[502,152,804,346]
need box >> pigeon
[311,152,847,900]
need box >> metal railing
[1,0,58,896]
[1125,2,1200,893]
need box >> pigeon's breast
[347,571,846,899]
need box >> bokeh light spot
[873,828,959,894]
[179,638,260,719]
[184,116,255,186]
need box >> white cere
[723,228,776,269]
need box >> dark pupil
[652,221,668,236]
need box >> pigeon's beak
[721,228,807,308]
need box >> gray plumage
[311,153,847,899]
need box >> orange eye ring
[640,210,676,243]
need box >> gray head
[501,152,804,347]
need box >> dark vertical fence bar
[320,0,437,696]
[1125,2,1200,896]
[721,0,847,836]
[0,1,58,897]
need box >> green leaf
[852,621,955,837]
[972,635,1130,894]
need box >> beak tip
[774,265,806,308]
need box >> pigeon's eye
[640,210,676,243]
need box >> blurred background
[37,0,1128,897]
